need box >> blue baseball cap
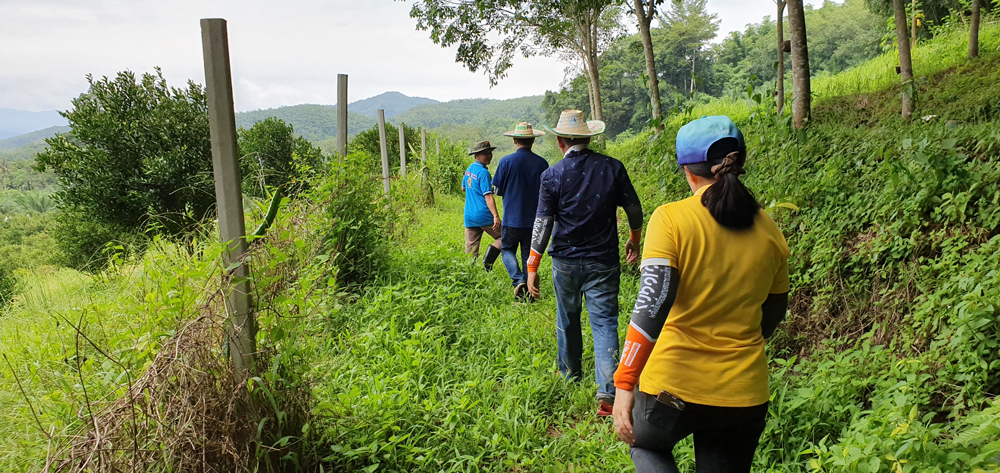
[675,116,744,172]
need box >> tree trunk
[690,53,696,95]
[970,0,981,58]
[583,59,596,117]
[634,0,662,130]
[911,0,917,47]
[787,0,811,128]
[584,26,603,121]
[777,0,786,116]
[894,0,915,120]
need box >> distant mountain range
[0,92,546,159]
[0,108,67,140]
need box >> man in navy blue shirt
[462,140,502,269]
[492,122,549,301]
[526,110,644,417]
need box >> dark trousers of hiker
[630,389,768,473]
[500,226,532,287]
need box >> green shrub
[312,154,392,288]
[51,210,146,272]
[34,68,215,258]
[349,122,420,176]
[425,136,470,196]
[0,260,16,309]
[238,116,324,196]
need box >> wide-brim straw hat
[542,110,606,138]
[503,122,545,138]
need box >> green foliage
[425,136,472,196]
[314,154,393,288]
[0,259,16,310]
[34,69,215,250]
[237,116,324,196]
[349,122,421,176]
[409,0,620,87]
[0,210,60,270]
[50,209,146,272]
[0,158,57,191]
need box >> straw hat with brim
[468,140,497,155]
[503,122,545,138]
[542,110,606,138]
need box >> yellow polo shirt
[638,185,789,407]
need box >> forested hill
[234,95,546,145]
[349,91,438,118]
[234,105,376,141]
[393,95,544,130]
[0,108,66,140]
[0,126,70,153]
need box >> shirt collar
[694,183,713,196]
[563,144,588,158]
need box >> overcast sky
[0,0,827,113]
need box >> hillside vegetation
[0,19,999,473]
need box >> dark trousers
[631,389,768,473]
[500,227,532,286]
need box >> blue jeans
[501,227,532,286]
[551,257,621,402]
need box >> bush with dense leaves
[36,69,215,238]
[349,122,420,176]
[311,153,392,288]
[238,116,324,196]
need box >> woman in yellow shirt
[612,116,789,472]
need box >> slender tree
[893,0,915,120]
[776,0,787,116]
[787,0,811,128]
[969,0,981,58]
[629,0,665,130]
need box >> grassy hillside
[2,21,1000,473]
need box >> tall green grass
[0,239,221,469]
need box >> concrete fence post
[398,123,406,178]
[200,18,254,381]
[377,109,390,197]
[337,74,348,160]
[421,128,427,166]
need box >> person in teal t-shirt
[463,140,502,270]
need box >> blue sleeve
[536,172,556,218]
[479,168,493,195]
[492,160,506,196]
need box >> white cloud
[1,0,832,112]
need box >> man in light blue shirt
[462,140,501,269]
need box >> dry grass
[45,290,255,473]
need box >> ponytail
[685,139,760,230]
